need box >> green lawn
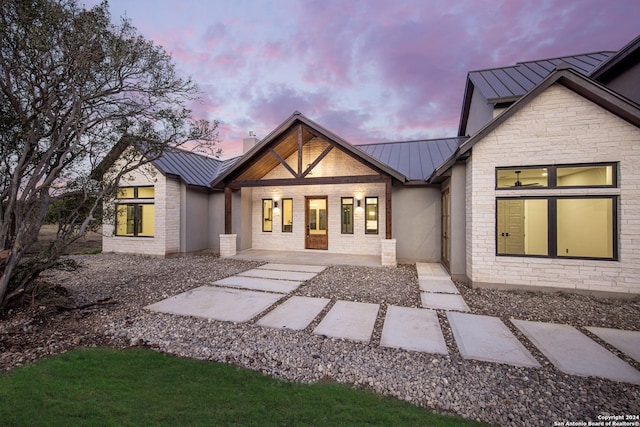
[0,347,490,426]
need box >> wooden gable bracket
[301,143,334,178]
[268,147,298,178]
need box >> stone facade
[251,182,386,255]
[466,83,640,295]
[103,163,181,257]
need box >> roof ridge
[468,50,615,73]
[356,136,467,147]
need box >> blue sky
[87,0,639,158]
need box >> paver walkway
[146,262,640,384]
[417,262,470,311]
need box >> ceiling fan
[513,170,540,187]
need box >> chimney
[243,131,259,154]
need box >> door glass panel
[308,199,326,235]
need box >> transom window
[496,163,616,189]
[117,186,155,199]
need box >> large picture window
[115,203,155,237]
[341,197,353,234]
[496,163,617,260]
[115,186,155,237]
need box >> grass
[0,347,490,427]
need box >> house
[103,35,640,297]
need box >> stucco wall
[464,85,495,136]
[466,83,640,295]
[449,164,468,281]
[251,183,386,255]
[182,188,209,253]
[392,186,440,262]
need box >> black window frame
[281,198,293,233]
[364,196,379,235]
[117,185,155,199]
[495,195,618,261]
[262,199,273,232]
[496,162,617,190]
[341,197,354,234]
[115,202,155,237]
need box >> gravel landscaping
[1,253,639,427]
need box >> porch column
[385,177,392,239]
[220,186,237,257]
[224,186,232,234]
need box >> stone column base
[220,234,237,258]
[381,238,397,267]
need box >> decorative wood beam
[268,148,298,178]
[301,144,333,178]
[230,174,386,188]
[297,125,303,176]
[385,177,392,239]
[224,186,232,234]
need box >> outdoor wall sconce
[274,201,278,208]
[357,200,361,208]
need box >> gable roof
[458,51,615,136]
[152,147,239,189]
[590,34,640,81]
[357,137,466,181]
[432,67,640,183]
[211,111,407,187]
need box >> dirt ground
[28,224,103,255]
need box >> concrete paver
[512,319,640,384]
[380,306,447,354]
[421,293,470,311]
[213,276,302,294]
[256,296,330,330]
[145,286,283,323]
[237,268,317,282]
[447,312,540,367]
[418,278,460,294]
[586,327,640,363]
[313,301,379,342]
[416,262,449,277]
[258,263,326,273]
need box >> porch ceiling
[235,125,317,181]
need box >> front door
[306,196,328,249]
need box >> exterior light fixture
[274,201,279,208]
[357,199,361,208]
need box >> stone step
[313,300,379,343]
[380,306,447,354]
[447,312,540,367]
[256,296,330,330]
[421,293,470,311]
[512,319,640,384]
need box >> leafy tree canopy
[0,0,219,309]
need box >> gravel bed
[2,253,639,427]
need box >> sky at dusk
[85,0,639,158]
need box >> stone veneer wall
[102,163,181,256]
[251,182,386,255]
[466,83,640,295]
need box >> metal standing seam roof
[151,148,236,189]
[469,51,616,103]
[357,137,467,181]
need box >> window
[365,197,378,234]
[341,197,354,234]
[495,162,618,260]
[497,163,616,189]
[115,186,155,237]
[117,186,155,199]
[262,199,273,232]
[115,203,155,237]
[282,198,293,232]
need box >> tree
[0,0,218,310]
